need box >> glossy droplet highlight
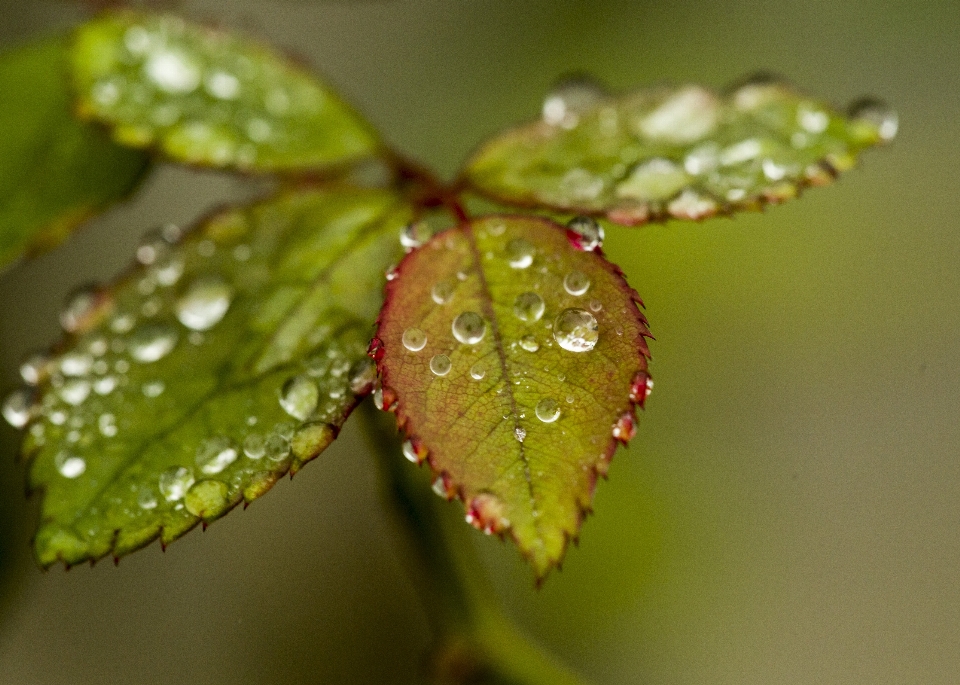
[20,353,50,386]
[176,276,233,331]
[563,271,591,296]
[279,375,319,421]
[514,426,527,443]
[400,221,431,249]
[55,451,86,478]
[196,436,239,475]
[2,389,35,428]
[98,413,118,437]
[513,292,545,323]
[430,354,451,376]
[159,466,195,501]
[553,308,599,352]
[129,324,178,363]
[519,336,539,352]
[566,216,604,251]
[145,50,201,94]
[431,280,455,305]
[137,487,158,510]
[506,238,535,269]
[542,75,607,128]
[469,362,486,380]
[402,328,427,352]
[535,398,561,423]
[452,312,486,345]
[402,440,422,464]
[848,98,898,142]
[243,433,266,460]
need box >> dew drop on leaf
[520,335,540,352]
[553,308,599,352]
[55,451,86,479]
[402,327,427,352]
[195,436,239,475]
[848,98,898,142]
[2,388,35,428]
[265,433,290,462]
[348,359,377,395]
[431,279,455,305]
[563,270,591,296]
[159,466,195,501]
[278,375,319,421]
[60,286,106,334]
[506,238,535,269]
[98,413,118,437]
[59,379,91,406]
[175,276,233,331]
[430,354,452,377]
[542,75,607,128]
[469,362,486,380]
[243,433,266,460]
[400,221,431,250]
[514,426,527,443]
[144,50,201,94]
[452,312,486,345]
[142,380,166,397]
[566,216,604,251]
[402,440,420,464]
[128,324,179,363]
[513,291,545,322]
[431,475,449,498]
[535,398,561,423]
[59,351,93,377]
[137,487,158,510]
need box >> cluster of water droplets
[84,14,331,168]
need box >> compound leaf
[12,187,411,567]
[72,10,381,173]
[373,215,652,578]
[0,36,150,272]
[464,76,897,225]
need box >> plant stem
[358,401,591,685]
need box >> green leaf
[71,10,381,172]
[463,76,897,225]
[15,187,411,568]
[0,36,150,271]
[372,215,652,578]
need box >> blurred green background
[1,0,958,683]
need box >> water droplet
[520,336,540,352]
[59,379,92,406]
[513,292,545,322]
[730,72,788,110]
[145,50,201,94]
[20,353,51,386]
[61,286,107,333]
[142,380,165,397]
[137,487,158,510]
[613,412,637,442]
[175,276,233,331]
[566,216,604,251]
[431,475,451,499]
[431,280,455,305]
[542,75,607,128]
[616,158,690,202]
[566,395,575,404]
[553,308,599,352]
[348,359,377,395]
[848,98,898,142]
[265,433,290,462]
[430,355,452,377]
[563,271,591,296]
[589,299,603,313]
[402,440,422,464]
[638,86,719,143]
[373,386,384,410]
[452,312,486,345]
[797,103,829,134]
[243,433,266,460]
[152,255,184,286]
[2,389,35,428]
[129,324,178,363]
[279,375,319,421]
[400,221,431,249]
[535,398,561,423]
[630,371,654,407]
[506,238,535,269]
[668,189,718,220]
[466,492,510,535]
[93,376,117,396]
[402,328,427,352]
[469,363,486,380]
[59,351,93,377]
[560,168,606,202]
[159,466,195,502]
[205,70,240,100]
[111,313,136,334]
[721,138,763,166]
[55,451,86,479]
[514,426,527,443]
[195,436,238,475]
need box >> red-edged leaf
[373,215,652,578]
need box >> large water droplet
[848,98,898,142]
[279,375,319,421]
[145,50,201,94]
[196,436,239,475]
[535,398,561,423]
[542,75,607,128]
[2,388,35,428]
[430,354,451,376]
[506,238,535,269]
[566,216,604,251]
[452,312,486,345]
[159,466,195,501]
[519,336,540,352]
[513,292,545,323]
[563,271,591,296]
[402,328,427,352]
[431,280,455,305]
[176,276,233,331]
[129,324,178,363]
[55,451,86,478]
[553,308,599,352]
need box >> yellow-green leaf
[14,187,411,567]
[0,36,149,272]
[373,215,652,578]
[464,76,897,225]
[72,11,381,172]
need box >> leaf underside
[21,187,411,568]
[0,36,150,272]
[374,216,652,578]
[72,10,380,173]
[464,79,896,225]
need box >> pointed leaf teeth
[375,215,651,577]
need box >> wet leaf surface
[11,187,411,567]
[464,76,897,225]
[0,36,150,272]
[374,215,652,578]
[72,11,380,172]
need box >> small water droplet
[514,426,527,443]
[142,380,165,397]
[205,70,240,100]
[402,440,422,464]
[137,487,158,510]
[152,255,184,286]
[20,353,51,386]
[59,351,92,377]
[59,379,92,406]
[452,312,486,345]
[506,238,535,269]
[265,433,290,462]
[536,398,561,423]
[430,354,452,377]
[848,98,898,142]
[402,328,427,352]
[55,451,86,479]
[129,324,178,363]
[431,475,451,499]
[111,313,136,334]
[348,359,377,395]
[2,389,35,428]
[520,336,540,352]
[400,221,431,249]
[431,280,455,305]
[176,276,233,331]
[145,50,201,94]
[542,75,607,128]
[563,271,591,296]
[668,189,718,220]
[196,436,238,475]
[279,375,319,421]
[566,395,575,404]
[98,413,118,437]
[553,308,599,352]
[566,216,604,251]
[638,86,719,144]
[469,362,486,380]
[61,286,107,334]
[373,386,385,410]
[94,376,117,395]
[613,412,637,442]
[159,466,195,502]
[243,433,266,460]
[513,292,545,323]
